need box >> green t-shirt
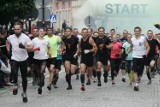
[123,42,133,60]
[44,35,61,58]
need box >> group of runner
[5,22,160,103]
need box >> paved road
[0,67,160,107]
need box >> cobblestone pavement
[0,67,160,107]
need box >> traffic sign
[50,14,57,23]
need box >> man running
[80,28,97,91]
[32,28,51,94]
[94,27,112,86]
[62,27,80,90]
[6,22,33,102]
[127,27,150,91]
[44,28,63,91]
[145,30,160,84]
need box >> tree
[0,0,35,26]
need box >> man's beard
[15,33,21,37]
[99,35,104,37]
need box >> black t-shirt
[120,37,127,44]
[147,39,160,57]
[94,36,111,56]
[62,35,79,55]
[80,37,93,57]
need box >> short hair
[93,31,98,34]
[46,27,52,31]
[98,27,105,32]
[0,28,7,35]
[134,26,142,31]
[65,27,72,32]
[127,33,132,37]
[147,30,153,33]
[123,30,128,33]
[73,28,78,31]
[82,28,88,32]
[110,29,115,32]
[14,22,23,28]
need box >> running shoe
[134,86,139,91]
[66,85,72,90]
[80,86,85,91]
[86,79,91,85]
[122,78,126,82]
[38,87,42,94]
[12,87,18,95]
[21,92,28,103]
[47,84,51,91]
[97,81,101,86]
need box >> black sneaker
[47,84,51,91]
[12,87,18,95]
[134,86,139,91]
[97,81,101,87]
[66,85,72,90]
[122,78,126,82]
[86,79,91,85]
[21,92,28,103]
[93,80,96,83]
[38,88,42,94]
[112,82,115,85]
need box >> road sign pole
[52,23,53,29]
[89,15,90,28]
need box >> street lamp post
[28,18,31,33]
[42,0,45,27]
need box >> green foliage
[0,0,35,25]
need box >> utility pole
[42,0,45,27]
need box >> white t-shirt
[7,33,32,61]
[32,37,50,60]
[132,36,146,58]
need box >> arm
[126,43,133,55]
[75,41,80,56]
[6,40,11,53]
[156,39,160,50]
[25,37,34,52]
[60,40,65,52]
[47,47,52,58]
[25,44,33,52]
[144,38,150,56]
[105,38,113,49]
[106,42,113,49]
[89,37,97,53]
